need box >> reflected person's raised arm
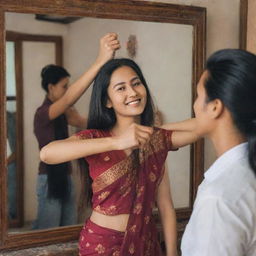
[48,33,120,120]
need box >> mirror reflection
[6,12,193,233]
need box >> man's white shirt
[181,143,256,256]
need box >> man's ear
[210,99,224,119]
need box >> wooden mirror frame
[0,0,206,251]
[240,0,248,49]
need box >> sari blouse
[76,127,175,216]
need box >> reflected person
[40,57,200,255]
[181,49,256,255]
[33,33,120,229]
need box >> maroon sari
[77,127,174,256]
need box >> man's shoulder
[199,160,256,208]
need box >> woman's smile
[125,98,141,106]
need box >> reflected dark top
[34,97,68,174]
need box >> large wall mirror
[0,0,206,251]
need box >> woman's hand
[115,123,153,151]
[95,33,120,66]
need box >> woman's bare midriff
[90,210,130,232]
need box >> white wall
[146,0,240,56]
[247,0,256,53]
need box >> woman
[33,33,120,229]
[40,58,199,255]
[181,49,256,255]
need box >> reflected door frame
[6,31,63,228]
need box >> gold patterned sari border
[92,130,166,193]
[92,155,134,193]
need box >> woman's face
[48,77,69,101]
[106,66,147,121]
[193,71,215,136]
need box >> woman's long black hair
[204,49,256,176]
[79,58,155,208]
[41,64,71,201]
